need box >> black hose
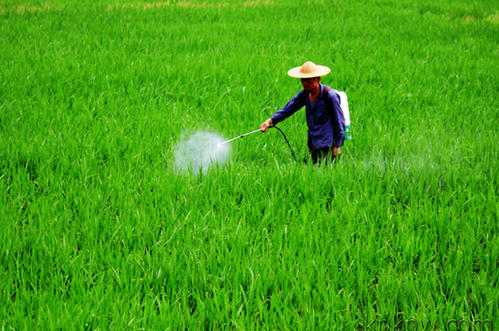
[269,125,297,162]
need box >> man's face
[301,77,320,92]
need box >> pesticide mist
[174,131,230,175]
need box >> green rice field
[0,0,498,329]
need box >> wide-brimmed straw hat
[287,61,331,78]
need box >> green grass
[0,0,498,329]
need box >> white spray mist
[174,131,230,175]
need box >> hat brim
[287,65,331,78]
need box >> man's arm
[329,91,345,148]
[261,90,306,132]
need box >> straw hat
[287,61,331,78]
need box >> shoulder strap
[323,86,333,110]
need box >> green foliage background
[0,0,497,328]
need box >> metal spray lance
[218,126,297,162]
[217,129,262,146]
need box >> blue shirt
[271,84,345,149]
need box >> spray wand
[218,125,297,162]
[218,128,262,146]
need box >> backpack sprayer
[218,125,297,162]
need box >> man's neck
[309,85,321,101]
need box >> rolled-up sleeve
[271,90,306,125]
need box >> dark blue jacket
[271,84,345,150]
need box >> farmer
[260,61,345,164]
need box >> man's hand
[332,147,341,157]
[260,118,273,132]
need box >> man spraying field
[260,61,346,164]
